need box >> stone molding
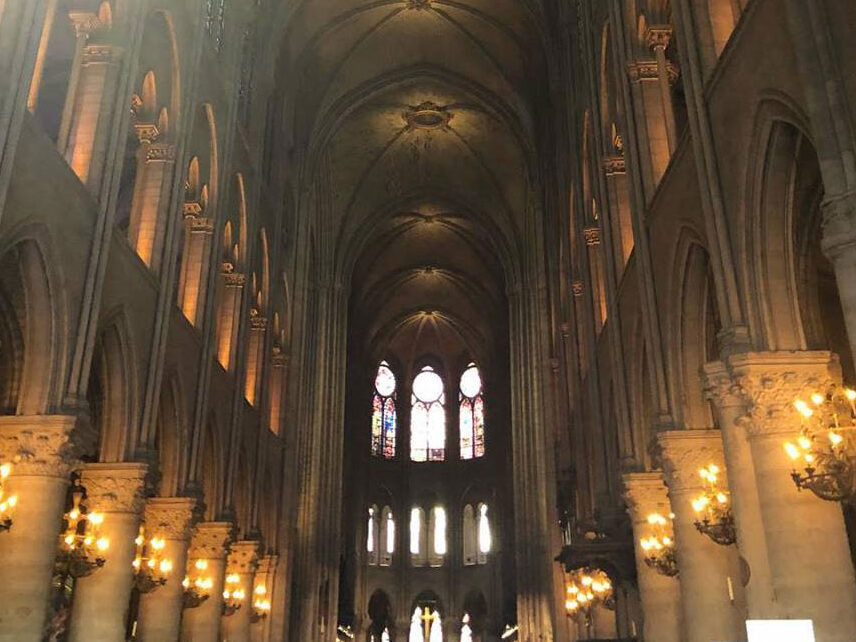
[0,415,82,477]
[622,472,671,523]
[145,143,176,162]
[144,497,197,541]
[80,462,148,514]
[821,191,856,260]
[571,280,584,296]
[225,271,246,287]
[188,521,233,559]
[82,43,122,65]
[227,540,260,574]
[627,59,679,84]
[250,313,268,330]
[657,430,726,493]
[189,216,214,234]
[645,25,673,51]
[256,554,278,578]
[603,155,626,176]
[583,226,601,246]
[702,361,744,409]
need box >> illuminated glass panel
[371,362,397,458]
[478,503,492,554]
[411,366,446,462]
[459,363,485,459]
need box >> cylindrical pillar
[823,194,856,365]
[703,360,777,617]
[647,26,679,154]
[729,351,856,642]
[67,463,147,642]
[0,416,77,642]
[136,497,196,642]
[658,429,747,642]
[251,554,278,642]
[221,540,259,642]
[181,522,232,642]
[622,472,683,642]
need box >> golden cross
[421,606,433,639]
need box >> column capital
[0,415,85,477]
[144,497,197,541]
[68,11,101,37]
[256,554,278,577]
[627,59,679,85]
[82,43,123,65]
[603,155,626,176]
[145,142,176,163]
[821,191,856,260]
[702,360,744,409]
[227,540,260,574]
[188,521,233,560]
[583,226,601,246]
[727,350,839,438]
[622,472,671,523]
[571,280,584,297]
[189,216,214,234]
[645,25,673,51]
[657,430,726,492]
[80,462,148,514]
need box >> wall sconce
[55,480,108,578]
[182,558,213,609]
[251,583,271,622]
[639,512,678,577]
[692,464,737,546]
[222,572,245,616]
[132,525,173,593]
[564,567,614,626]
[0,463,18,531]
[786,387,856,503]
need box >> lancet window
[459,363,485,459]
[411,366,446,462]
[371,362,397,459]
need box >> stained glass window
[371,362,397,458]
[411,366,445,462]
[459,363,485,459]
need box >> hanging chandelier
[222,572,246,616]
[0,463,18,531]
[564,567,614,625]
[691,464,736,546]
[785,387,856,503]
[132,525,173,593]
[182,559,213,609]
[55,480,109,578]
[639,513,678,577]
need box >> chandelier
[639,513,678,577]
[564,567,614,625]
[250,583,271,623]
[785,387,856,503]
[132,525,173,593]
[182,559,213,609]
[0,463,17,531]
[222,572,246,616]
[55,481,109,578]
[691,464,736,546]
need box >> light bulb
[0,464,10,479]
[845,389,856,401]
[716,493,728,504]
[798,436,812,450]
[195,559,208,571]
[96,537,109,551]
[830,432,844,446]
[182,577,190,589]
[794,400,813,418]
[68,509,80,521]
[132,558,141,569]
[785,442,801,460]
[88,512,103,525]
[255,585,266,595]
[811,393,825,406]
[708,464,720,475]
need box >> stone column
[0,416,78,642]
[178,214,214,328]
[215,268,245,370]
[628,54,679,185]
[136,497,196,642]
[703,361,777,617]
[251,554,278,642]
[646,26,679,154]
[728,351,856,641]
[822,194,856,364]
[181,521,232,642]
[221,540,259,642]
[602,153,633,272]
[243,313,267,406]
[622,472,683,642]
[68,462,148,642]
[658,430,746,642]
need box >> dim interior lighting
[639,512,678,577]
[691,464,736,546]
[787,386,856,503]
[55,478,108,578]
[251,583,271,623]
[564,567,614,626]
[222,570,246,616]
[182,558,213,609]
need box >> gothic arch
[200,415,225,520]
[155,372,186,497]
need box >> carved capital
[225,271,246,287]
[250,313,268,330]
[144,497,197,541]
[645,25,673,51]
[622,472,671,524]
[227,540,260,575]
[571,280,584,297]
[702,361,745,409]
[68,11,101,37]
[82,44,122,65]
[134,122,160,145]
[0,415,83,477]
[271,352,287,368]
[728,351,839,439]
[583,226,601,247]
[183,201,203,217]
[628,59,679,85]
[188,521,233,560]
[603,155,626,176]
[256,554,278,578]
[146,143,176,163]
[190,217,214,234]
[657,430,727,493]
[80,462,148,514]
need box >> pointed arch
[459,362,485,459]
[155,372,186,496]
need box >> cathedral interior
[0,0,855,641]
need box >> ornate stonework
[227,540,260,574]
[80,463,148,514]
[622,472,671,523]
[657,430,727,492]
[645,25,673,51]
[728,351,838,439]
[603,155,626,176]
[144,497,197,541]
[82,44,122,65]
[188,521,233,559]
[627,60,679,85]
[701,361,745,410]
[225,272,246,288]
[583,226,601,246]
[145,143,176,163]
[0,416,81,477]
[190,216,215,234]
[571,280,584,297]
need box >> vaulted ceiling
[274,0,552,364]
